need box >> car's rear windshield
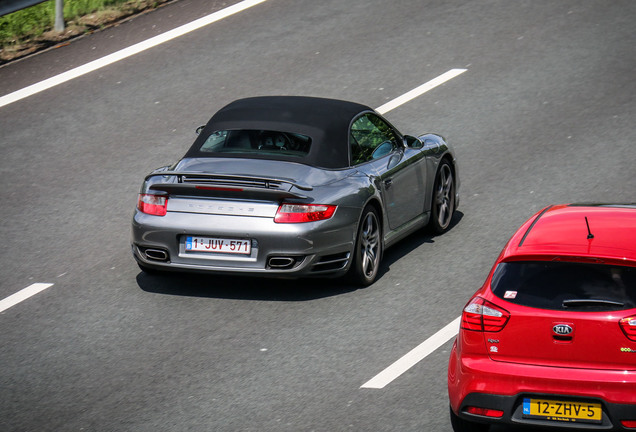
[199,130,312,158]
[491,261,636,311]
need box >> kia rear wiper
[562,299,624,308]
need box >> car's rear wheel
[350,206,382,286]
[430,160,455,233]
[450,407,490,432]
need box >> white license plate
[185,236,251,255]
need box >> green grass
[0,0,144,45]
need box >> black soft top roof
[185,96,374,169]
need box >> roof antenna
[585,217,594,239]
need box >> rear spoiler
[145,171,312,201]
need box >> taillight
[274,204,336,223]
[465,406,504,418]
[621,420,636,428]
[462,297,510,332]
[620,315,636,341]
[137,194,168,216]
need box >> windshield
[491,261,636,311]
[199,130,312,158]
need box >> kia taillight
[274,204,336,223]
[620,315,636,341]
[621,420,636,428]
[137,194,168,216]
[465,406,504,418]
[462,297,510,332]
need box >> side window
[350,114,399,165]
[200,131,229,152]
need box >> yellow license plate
[523,398,602,423]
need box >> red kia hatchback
[448,204,636,431]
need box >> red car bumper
[448,340,636,430]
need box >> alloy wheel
[434,162,454,231]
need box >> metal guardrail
[0,0,64,31]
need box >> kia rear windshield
[491,261,636,311]
[199,130,311,158]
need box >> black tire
[450,407,490,432]
[430,160,455,234]
[349,206,382,286]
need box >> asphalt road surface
[1,0,634,431]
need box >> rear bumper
[456,393,636,430]
[131,207,358,277]
[448,341,636,430]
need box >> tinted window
[491,261,636,311]
[350,114,398,165]
[199,130,311,158]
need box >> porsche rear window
[491,261,636,311]
[199,130,311,158]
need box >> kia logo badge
[553,324,573,335]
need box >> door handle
[384,179,393,189]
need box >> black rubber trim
[518,205,553,247]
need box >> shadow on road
[379,210,464,275]
[136,270,358,301]
[136,211,464,301]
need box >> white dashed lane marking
[361,316,461,389]
[375,69,467,115]
[0,283,54,313]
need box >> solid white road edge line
[0,0,268,109]
[361,315,461,389]
[375,68,467,115]
[0,283,54,313]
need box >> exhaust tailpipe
[268,256,296,269]
[145,248,169,262]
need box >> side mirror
[404,135,422,149]
[195,125,206,135]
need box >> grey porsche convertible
[131,96,459,286]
